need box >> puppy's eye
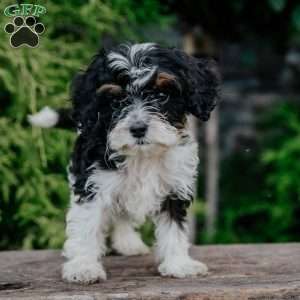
[142,57,152,66]
[110,96,130,110]
[110,98,122,110]
[159,93,169,105]
[117,73,130,86]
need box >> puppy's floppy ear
[185,56,220,121]
[71,50,114,124]
[71,50,111,112]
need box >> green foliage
[292,4,300,31]
[260,103,300,239]
[210,101,300,244]
[0,0,170,249]
[2,0,299,250]
[268,0,286,12]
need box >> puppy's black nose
[130,122,148,138]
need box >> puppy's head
[71,43,219,156]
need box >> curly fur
[29,42,219,283]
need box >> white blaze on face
[107,43,158,89]
[108,103,178,153]
[130,66,157,89]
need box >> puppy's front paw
[158,257,208,278]
[62,258,107,284]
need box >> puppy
[29,43,219,283]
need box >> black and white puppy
[29,43,219,283]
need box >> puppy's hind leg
[62,194,108,284]
[111,217,150,256]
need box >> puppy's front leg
[62,195,107,284]
[154,194,208,278]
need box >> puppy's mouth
[118,140,169,153]
[136,138,149,146]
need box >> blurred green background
[1,0,300,250]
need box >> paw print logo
[4,16,45,48]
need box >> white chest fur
[87,141,199,223]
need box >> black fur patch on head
[150,47,220,121]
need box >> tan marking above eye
[155,72,181,92]
[96,84,122,95]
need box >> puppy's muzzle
[130,121,148,139]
